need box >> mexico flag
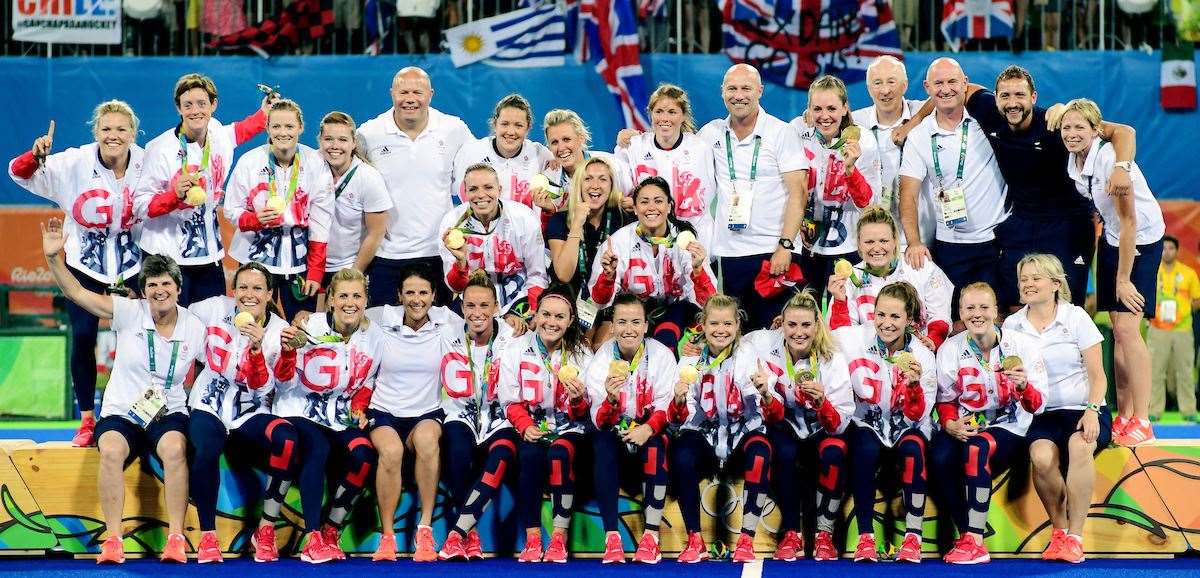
[1162,42,1197,110]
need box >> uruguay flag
[446,2,566,67]
[940,0,1014,52]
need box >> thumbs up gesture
[752,359,772,397]
[32,120,55,161]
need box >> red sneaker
[773,529,803,561]
[1112,415,1131,437]
[1041,528,1067,561]
[160,532,187,563]
[895,532,922,563]
[813,530,838,561]
[301,531,335,564]
[1115,419,1156,447]
[677,531,709,563]
[413,525,438,562]
[943,534,990,564]
[731,533,756,563]
[252,525,278,562]
[518,533,543,563]
[1060,534,1085,564]
[601,532,625,564]
[372,533,397,562]
[438,530,468,561]
[322,525,345,561]
[72,416,96,447]
[197,531,222,564]
[96,535,124,564]
[853,533,878,562]
[542,530,568,563]
[465,529,484,560]
[633,533,661,564]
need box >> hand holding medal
[1000,355,1027,390]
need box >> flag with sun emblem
[445,2,567,67]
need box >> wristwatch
[1113,161,1133,172]
[778,238,795,250]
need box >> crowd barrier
[0,439,1194,558]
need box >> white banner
[12,0,122,45]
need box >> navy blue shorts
[931,239,999,316]
[367,408,445,442]
[176,262,227,308]
[1096,237,1163,317]
[364,256,450,308]
[1026,407,1113,455]
[95,412,188,466]
[995,212,1093,310]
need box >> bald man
[698,63,810,333]
[897,58,1008,315]
[358,67,474,308]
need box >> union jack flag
[716,0,777,21]
[722,0,902,90]
[940,0,1014,51]
[581,0,651,130]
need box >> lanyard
[725,131,762,183]
[966,328,1001,372]
[535,335,568,378]
[612,341,647,375]
[577,209,615,288]
[636,223,676,247]
[466,324,498,401]
[700,345,732,372]
[268,149,302,206]
[931,119,969,188]
[146,329,182,390]
[333,165,359,199]
[456,206,502,236]
[178,131,211,178]
[784,345,818,384]
[873,335,906,364]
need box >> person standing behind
[318,112,393,283]
[898,58,1008,312]
[699,64,810,331]
[135,73,274,306]
[1147,236,1199,422]
[358,66,473,307]
[851,56,934,249]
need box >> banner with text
[12,0,122,45]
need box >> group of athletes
[8,53,1166,566]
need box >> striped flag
[581,0,650,130]
[722,0,902,89]
[940,0,1014,51]
[445,2,566,68]
[1162,42,1197,110]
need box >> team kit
[9,54,1166,565]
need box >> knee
[1029,441,1058,473]
[157,435,187,464]
[98,440,128,469]
[412,424,442,457]
[818,437,847,464]
[376,440,403,468]
[896,436,925,461]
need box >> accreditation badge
[1160,299,1178,324]
[128,385,167,428]
[726,179,754,231]
[576,297,600,330]
[939,187,968,229]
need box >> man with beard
[897,65,1137,311]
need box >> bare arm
[1081,344,1107,407]
[549,237,582,283]
[1100,121,1136,163]
[780,169,808,241]
[351,211,389,273]
[41,219,113,319]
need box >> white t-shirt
[326,158,394,271]
[833,324,937,447]
[272,312,388,431]
[1067,137,1164,248]
[935,330,1048,436]
[440,320,519,444]
[851,101,937,248]
[451,137,553,209]
[1002,303,1105,410]
[358,107,474,260]
[745,329,855,438]
[617,132,719,251]
[899,113,1009,244]
[366,305,463,418]
[101,296,206,422]
[8,143,146,284]
[437,202,548,315]
[135,118,250,266]
[188,296,287,430]
[584,338,677,426]
[225,145,335,276]
[675,340,774,459]
[699,109,809,257]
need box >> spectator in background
[1148,236,1200,422]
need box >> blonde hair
[173,73,218,105]
[566,156,623,226]
[90,99,139,136]
[543,109,591,149]
[268,98,304,128]
[318,111,368,163]
[959,282,998,305]
[1017,253,1072,303]
[491,94,533,131]
[699,294,744,333]
[647,84,697,134]
[782,290,836,363]
[328,268,368,298]
[855,204,899,240]
[1054,98,1102,130]
[807,75,853,134]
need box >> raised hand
[32,120,54,161]
[40,217,66,257]
[600,239,618,279]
